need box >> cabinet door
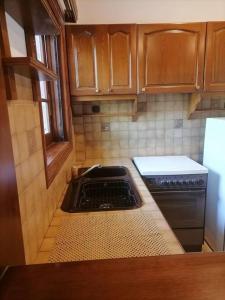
[205,22,225,92]
[66,26,106,96]
[107,24,137,94]
[138,23,206,94]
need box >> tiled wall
[5,15,75,264]
[7,75,75,264]
[73,94,206,163]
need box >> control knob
[198,179,204,186]
[160,180,166,186]
[185,180,192,185]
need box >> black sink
[79,166,127,178]
[61,166,142,213]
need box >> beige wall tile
[17,132,29,163]
[15,165,24,194]
[11,135,20,166]
[18,192,27,224]
[13,104,27,134]
[7,103,16,135]
[20,160,32,189]
[74,95,207,163]
[8,97,75,264]
[27,129,38,155]
[25,105,36,130]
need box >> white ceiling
[76,0,225,24]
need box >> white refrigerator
[203,118,225,251]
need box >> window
[33,31,72,186]
[2,0,73,187]
[35,35,65,146]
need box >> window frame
[1,0,73,187]
[26,20,73,187]
[44,28,72,186]
[0,0,73,188]
[36,35,62,147]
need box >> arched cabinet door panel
[205,22,225,92]
[138,23,206,94]
[107,24,137,94]
[66,26,104,96]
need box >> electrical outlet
[92,105,100,113]
[101,122,111,132]
[174,119,183,129]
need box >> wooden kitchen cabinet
[107,24,137,94]
[66,24,137,96]
[66,25,104,96]
[138,23,206,94]
[204,22,225,92]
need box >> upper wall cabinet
[204,22,225,92]
[107,25,137,94]
[66,26,101,96]
[66,24,137,96]
[138,23,206,94]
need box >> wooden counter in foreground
[1,252,225,300]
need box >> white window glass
[41,102,51,134]
[39,81,48,99]
[35,35,44,63]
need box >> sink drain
[99,203,114,209]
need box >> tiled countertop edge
[34,158,184,264]
[80,158,184,255]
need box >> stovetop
[133,156,208,190]
[133,156,208,176]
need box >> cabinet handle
[196,85,200,90]
[142,87,146,92]
[96,88,100,93]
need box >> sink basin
[78,166,127,178]
[61,166,142,213]
[77,179,138,211]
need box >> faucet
[74,164,102,180]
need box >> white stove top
[133,156,208,176]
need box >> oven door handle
[152,189,205,195]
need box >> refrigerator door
[203,118,225,251]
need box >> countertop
[1,252,225,300]
[40,158,183,264]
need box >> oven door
[152,189,205,229]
